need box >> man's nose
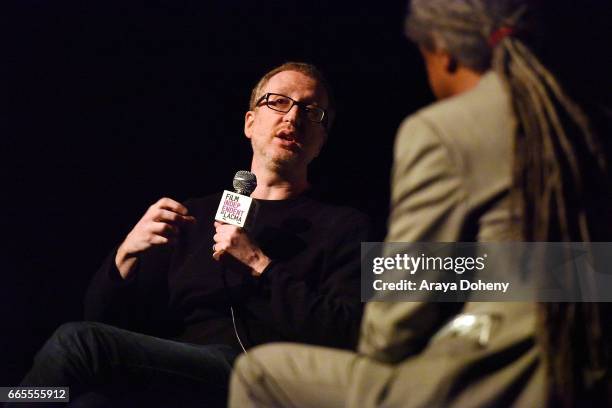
[283,104,303,126]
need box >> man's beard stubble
[254,139,304,175]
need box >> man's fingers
[154,209,196,225]
[149,234,170,245]
[183,215,196,224]
[214,222,240,235]
[213,232,223,243]
[150,221,179,237]
[154,209,181,223]
[212,249,225,261]
[150,232,179,246]
[212,233,230,251]
[153,197,190,216]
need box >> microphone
[214,170,258,228]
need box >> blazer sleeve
[358,115,467,363]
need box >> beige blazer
[352,73,544,407]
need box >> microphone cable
[220,263,249,355]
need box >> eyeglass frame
[254,92,329,128]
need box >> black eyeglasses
[255,93,327,125]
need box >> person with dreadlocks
[228,0,611,407]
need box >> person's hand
[115,197,196,279]
[212,221,271,276]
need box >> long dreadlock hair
[405,0,610,406]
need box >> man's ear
[244,111,255,139]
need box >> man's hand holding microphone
[212,221,270,276]
[213,170,269,276]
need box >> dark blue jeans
[13,322,240,407]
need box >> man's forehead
[263,70,327,105]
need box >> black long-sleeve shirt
[85,192,370,350]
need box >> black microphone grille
[233,171,257,195]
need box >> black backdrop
[2,0,610,386]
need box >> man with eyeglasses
[15,62,369,407]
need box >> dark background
[2,0,610,386]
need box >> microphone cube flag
[215,190,254,228]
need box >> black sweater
[84,192,370,350]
